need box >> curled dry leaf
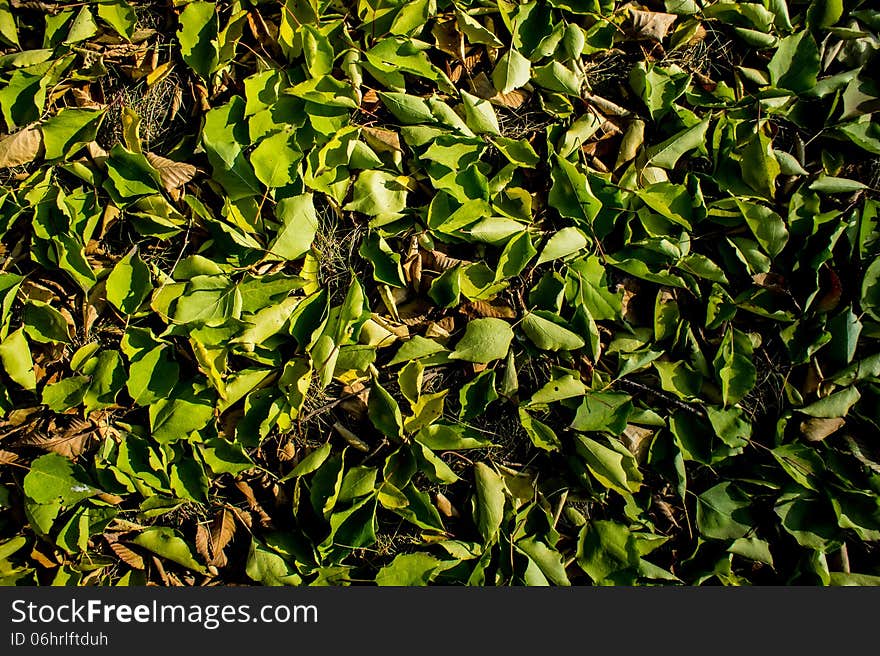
[584,93,631,117]
[333,421,371,452]
[434,492,460,518]
[622,424,654,464]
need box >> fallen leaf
[800,417,845,442]
[0,125,44,168]
[630,9,677,42]
[146,152,197,192]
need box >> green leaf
[201,98,260,200]
[0,0,19,47]
[344,170,409,219]
[97,0,136,41]
[456,10,504,47]
[533,61,583,96]
[536,226,588,265]
[22,300,70,344]
[741,130,780,199]
[246,539,301,585]
[268,193,318,261]
[460,91,500,135]
[177,1,219,78]
[492,49,531,94]
[132,527,206,574]
[106,247,153,314]
[81,350,126,413]
[809,175,867,194]
[474,462,505,542]
[799,387,860,418]
[0,69,48,129]
[576,520,640,585]
[378,91,435,125]
[23,453,97,505]
[368,380,405,441]
[696,482,753,540]
[735,199,788,258]
[549,157,601,227]
[449,318,514,363]
[862,258,880,321]
[250,130,301,189]
[41,108,104,160]
[149,386,215,444]
[571,392,632,434]
[282,442,332,480]
[518,407,562,451]
[459,370,498,421]
[517,537,570,586]
[0,328,35,390]
[647,117,710,169]
[575,435,642,495]
[42,376,88,412]
[768,31,819,93]
[521,311,585,351]
[376,552,441,586]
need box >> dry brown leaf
[234,480,273,527]
[423,249,469,272]
[0,449,19,465]
[432,18,463,59]
[448,63,463,83]
[630,9,678,42]
[493,88,529,109]
[0,124,44,169]
[361,89,379,105]
[146,152,196,192]
[30,546,58,569]
[619,277,641,324]
[70,86,105,109]
[397,299,432,326]
[95,492,124,505]
[654,498,680,527]
[230,505,253,530]
[752,272,788,294]
[816,265,843,313]
[279,440,296,462]
[462,50,482,73]
[800,417,846,443]
[622,424,654,463]
[361,126,401,153]
[211,508,237,555]
[15,419,96,459]
[403,252,423,291]
[471,72,528,109]
[195,524,212,564]
[333,421,370,452]
[584,93,631,117]
[427,315,456,339]
[434,492,460,518]
[461,299,516,319]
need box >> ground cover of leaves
[0,0,879,586]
